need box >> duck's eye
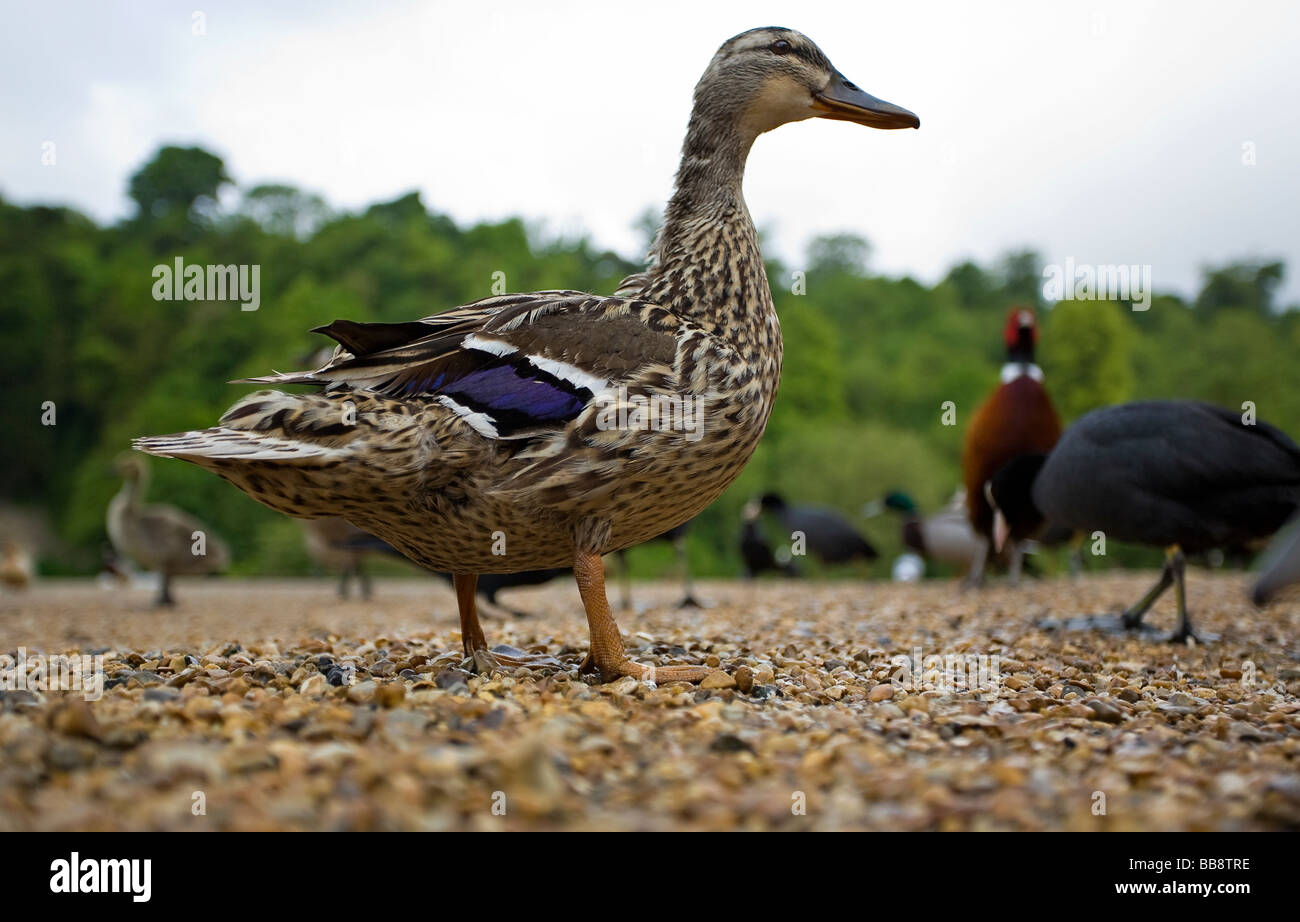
[770,39,792,55]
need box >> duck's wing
[242,291,683,441]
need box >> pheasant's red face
[1003,308,1037,348]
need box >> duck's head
[114,452,149,481]
[882,491,917,514]
[742,491,786,522]
[696,27,919,138]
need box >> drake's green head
[883,491,917,514]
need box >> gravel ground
[1,573,1298,831]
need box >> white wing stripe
[525,355,608,394]
[436,395,501,439]
[462,334,519,357]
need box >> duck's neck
[116,469,145,510]
[642,109,777,352]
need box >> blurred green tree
[1195,261,1284,316]
[1041,298,1136,420]
[240,183,330,238]
[128,145,232,222]
[807,232,871,276]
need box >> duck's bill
[813,71,919,129]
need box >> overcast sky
[3,0,1298,305]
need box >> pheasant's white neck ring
[1000,362,1044,384]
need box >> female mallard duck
[135,27,918,681]
[107,455,230,605]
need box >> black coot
[740,517,801,578]
[987,400,1300,641]
[750,493,877,566]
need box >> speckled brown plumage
[135,27,919,681]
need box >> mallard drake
[107,455,230,605]
[880,490,983,573]
[135,27,918,681]
[987,401,1300,642]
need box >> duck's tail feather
[133,428,349,465]
[133,389,438,521]
[135,391,365,466]
[132,426,354,521]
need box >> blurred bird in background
[615,522,700,610]
[962,307,1062,586]
[301,517,403,600]
[1253,514,1300,606]
[987,400,1300,641]
[875,489,982,576]
[740,515,801,579]
[745,492,877,570]
[1,539,33,590]
[107,455,230,606]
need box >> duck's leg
[1121,554,1174,629]
[675,532,702,609]
[454,573,561,671]
[1007,541,1024,587]
[155,572,175,607]
[358,559,373,601]
[1067,534,1084,579]
[454,574,488,653]
[963,538,989,588]
[573,549,711,683]
[1165,547,1201,643]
